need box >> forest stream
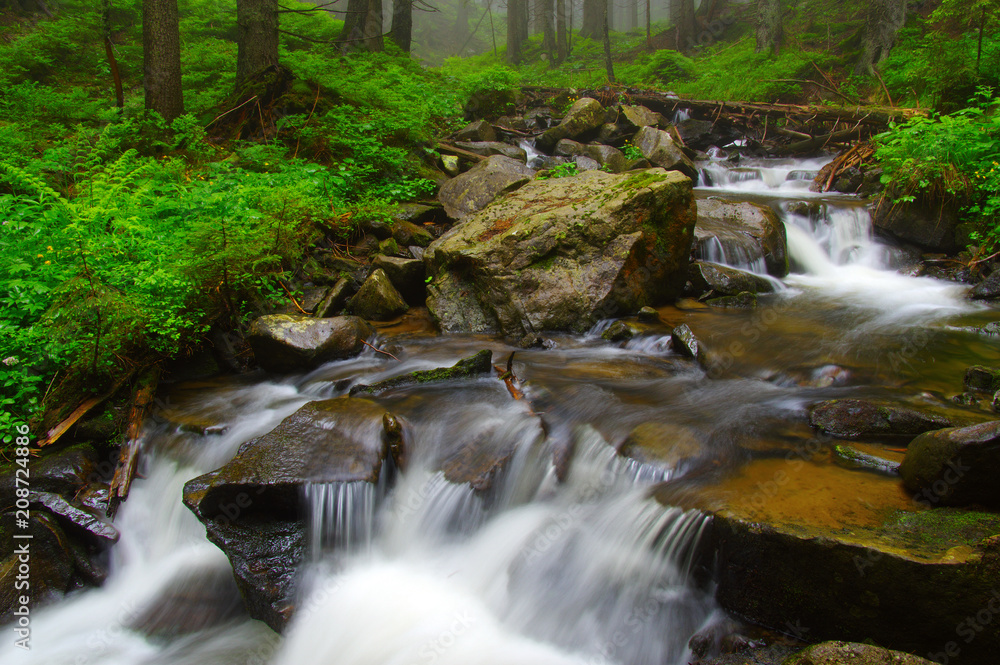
[6,153,999,665]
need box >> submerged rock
[694,198,788,277]
[671,323,704,362]
[809,399,952,440]
[247,315,374,372]
[601,320,637,342]
[346,268,408,321]
[784,641,936,665]
[618,422,703,469]
[424,169,697,338]
[437,155,536,220]
[900,420,1000,508]
[350,350,493,395]
[705,292,758,309]
[963,365,1000,393]
[688,261,776,297]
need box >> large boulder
[423,169,697,338]
[970,271,1000,301]
[784,641,936,665]
[183,397,402,630]
[248,315,374,373]
[809,399,954,441]
[453,119,496,143]
[438,155,536,220]
[632,126,698,181]
[347,268,409,321]
[537,97,607,150]
[693,198,788,277]
[872,193,961,253]
[900,421,1000,508]
[620,104,665,129]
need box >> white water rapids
[3,153,987,665]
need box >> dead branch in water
[107,367,160,519]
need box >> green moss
[881,508,1000,555]
[349,349,493,395]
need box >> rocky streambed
[5,95,1000,665]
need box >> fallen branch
[437,142,487,162]
[493,352,525,401]
[38,373,133,447]
[362,339,400,361]
[107,367,160,519]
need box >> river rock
[705,292,758,309]
[872,193,961,253]
[553,139,585,157]
[537,97,606,150]
[391,219,434,248]
[809,399,953,440]
[694,198,788,277]
[424,169,697,337]
[900,421,1000,508]
[438,155,536,220]
[372,255,425,305]
[0,443,101,510]
[351,350,493,395]
[784,641,937,665]
[688,261,776,297]
[454,141,527,162]
[583,144,628,173]
[601,320,637,342]
[440,154,460,176]
[621,104,665,129]
[969,270,1000,301]
[314,278,352,317]
[131,565,246,639]
[574,155,601,171]
[346,268,408,321]
[453,119,496,143]
[674,119,717,151]
[631,126,698,180]
[30,490,119,543]
[963,365,1000,393]
[247,315,374,372]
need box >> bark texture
[143,0,184,121]
[855,0,906,74]
[755,0,782,54]
[236,0,279,86]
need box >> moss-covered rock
[247,314,374,372]
[632,126,698,180]
[900,421,1000,508]
[425,168,697,338]
[809,399,954,441]
[391,219,434,248]
[453,119,496,142]
[372,255,426,306]
[601,320,637,342]
[671,323,705,363]
[350,350,493,396]
[783,641,936,665]
[537,97,607,150]
[437,155,536,220]
[346,268,409,321]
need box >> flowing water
[7,154,1000,665]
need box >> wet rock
[786,200,821,218]
[694,198,788,277]
[832,445,900,475]
[969,270,1000,301]
[30,491,119,543]
[900,421,1000,508]
[438,155,536,220]
[184,397,396,518]
[424,169,697,337]
[621,104,665,129]
[350,350,493,396]
[372,255,426,306]
[809,399,952,440]
[297,286,329,314]
[784,641,936,665]
[964,365,1000,393]
[618,422,703,468]
[537,97,606,150]
[131,565,246,639]
[601,320,636,342]
[454,141,527,162]
[453,119,496,143]
[688,261,776,297]
[674,119,715,150]
[833,166,864,194]
[314,278,352,318]
[0,443,100,510]
[440,154,460,176]
[346,268,409,321]
[637,306,659,322]
[671,323,703,361]
[631,126,698,180]
[391,219,434,248]
[705,292,758,309]
[872,193,961,253]
[247,314,374,372]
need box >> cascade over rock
[694,198,788,277]
[424,169,697,338]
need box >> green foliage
[876,89,1000,246]
[538,161,580,179]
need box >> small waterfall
[696,234,771,274]
[304,481,381,559]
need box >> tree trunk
[236,0,279,86]
[540,0,556,59]
[646,0,651,49]
[603,0,615,81]
[338,0,367,51]
[670,0,697,51]
[391,0,412,52]
[854,0,905,74]
[363,0,384,51]
[754,0,782,55]
[518,0,530,42]
[143,0,183,121]
[556,0,568,62]
[507,0,526,64]
[455,0,469,45]
[628,0,638,30]
[580,0,603,39]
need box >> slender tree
[143,0,183,120]
[755,0,782,55]
[391,0,412,52]
[507,0,527,63]
[628,0,638,30]
[236,0,279,86]
[855,0,906,74]
[556,0,568,62]
[338,0,367,51]
[539,0,556,60]
[602,0,614,81]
